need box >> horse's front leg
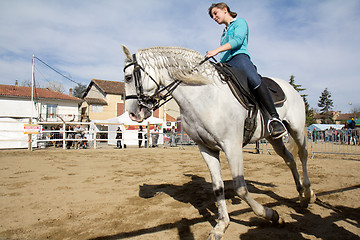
[198,145,230,240]
[225,145,284,224]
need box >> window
[92,105,103,112]
[46,104,57,118]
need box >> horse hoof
[299,198,309,208]
[299,189,316,208]
[207,233,223,240]
[270,210,285,226]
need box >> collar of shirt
[223,18,237,34]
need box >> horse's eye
[125,75,132,83]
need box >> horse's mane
[137,47,217,85]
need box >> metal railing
[308,129,360,157]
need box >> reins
[123,54,214,111]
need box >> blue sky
[0,0,359,112]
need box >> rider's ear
[122,45,133,62]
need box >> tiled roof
[84,97,108,105]
[335,113,354,121]
[0,84,82,102]
[92,79,124,95]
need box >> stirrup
[267,118,288,139]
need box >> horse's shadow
[138,175,360,240]
[91,176,360,240]
[139,174,277,226]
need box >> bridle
[123,54,213,111]
[123,53,182,111]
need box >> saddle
[212,62,286,146]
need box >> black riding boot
[253,82,287,139]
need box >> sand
[0,146,359,240]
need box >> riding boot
[252,82,287,139]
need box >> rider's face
[211,7,227,25]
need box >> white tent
[307,124,344,132]
[94,112,164,146]
[0,117,37,149]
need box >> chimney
[69,88,73,96]
[15,80,18,86]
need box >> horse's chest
[181,115,218,148]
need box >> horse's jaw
[129,107,152,123]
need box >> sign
[24,124,39,134]
[124,124,162,131]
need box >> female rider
[206,2,287,139]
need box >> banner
[24,124,39,134]
[124,123,162,131]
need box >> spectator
[116,127,123,149]
[66,125,74,149]
[138,126,143,148]
[170,126,176,147]
[349,118,356,129]
[74,124,84,149]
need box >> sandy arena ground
[0,146,359,240]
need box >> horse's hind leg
[286,126,316,206]
[266,137,304,196]
[267,130,316,207]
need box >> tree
[318,88,334,124]
[73,83,87,99]
[288,75,315,126]
[46,80,65,93]
[21,79,42,88]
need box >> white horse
[122,45,316,239]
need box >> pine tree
[318,88,334,124]
[288,75,315,126]
[73,83,87,99]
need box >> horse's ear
[122,45,133,62]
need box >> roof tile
[92,79,124,95]
[0,84,82,102]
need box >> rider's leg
[253,82,287,139]
[227,54,287,139]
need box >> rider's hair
[208,3,237,19]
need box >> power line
[34,56,81,85]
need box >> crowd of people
[310,120,359,145]
[41,124,89,149]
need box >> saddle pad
[213,63,286,108]
[262,77,286,106]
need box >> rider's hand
[206,49,218,58]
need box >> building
[0,83,82,121]
[81,79,126,121]
[0,82,82,149]
[81,79,180,122]
[314,111,359,125]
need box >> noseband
[123,54,181,111]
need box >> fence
[242,130,360,158]
[34,122,197,150]
[308,129,360,157]
[2,120,360,156]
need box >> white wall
[0,98,37,118]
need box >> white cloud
[0,0,359,112]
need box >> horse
[121,45,316,239]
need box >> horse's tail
[288,136,298,160]
[287,127,308,160]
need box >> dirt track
[0,146,359,239]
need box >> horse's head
[122,45,159,122]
